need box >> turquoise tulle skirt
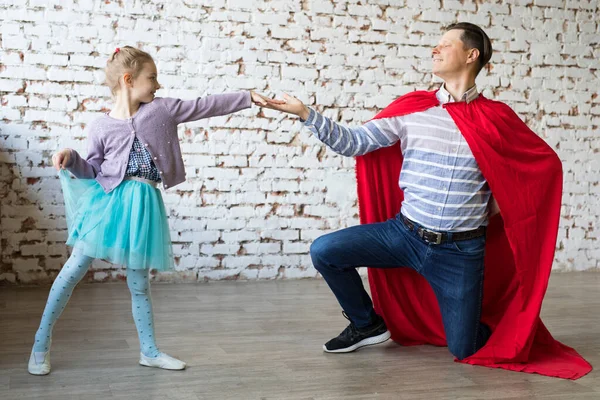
[59,170,174,271]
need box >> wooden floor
[0,273,598,400]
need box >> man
[263,23,591,378]
[268,22,495,359]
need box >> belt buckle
[419,228,443,245]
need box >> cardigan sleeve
[159,92,252,124]
[63,123,103,178]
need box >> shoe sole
[323,330,391,353]
[27,367,50,376]
[139,360,186,370]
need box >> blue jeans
[310,213,490,360]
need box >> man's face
[431,29,476,78]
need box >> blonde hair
[105,46,155,95]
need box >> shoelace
[341,311,359,337]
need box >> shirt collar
[436,83,479,104]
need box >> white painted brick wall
[1,1,598,284]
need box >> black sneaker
[323,312,391,353]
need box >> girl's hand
[250,91,286,107]
[52,149,71,170]
[259,93,310,120]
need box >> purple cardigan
[65,92,252,192]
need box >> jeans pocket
[452,236,486,254]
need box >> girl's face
[129,61,160,103]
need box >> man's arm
[488,196,500,217]
[302,108,403,156]
[262,94,405,157]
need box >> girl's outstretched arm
[160,91,284,124]
[160,92,244,124]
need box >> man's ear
[467,48,480,65]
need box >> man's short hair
[445,22,493,74]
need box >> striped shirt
[302,85,491,232]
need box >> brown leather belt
[401,214,486,245]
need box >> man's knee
[447,321,490,360]
[310,234,336,271]
[447,340,476,360]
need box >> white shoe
[139,352,186,370]
[28,349,51,375]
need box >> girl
[28,46,282,375]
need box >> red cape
[355,90,592,379]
